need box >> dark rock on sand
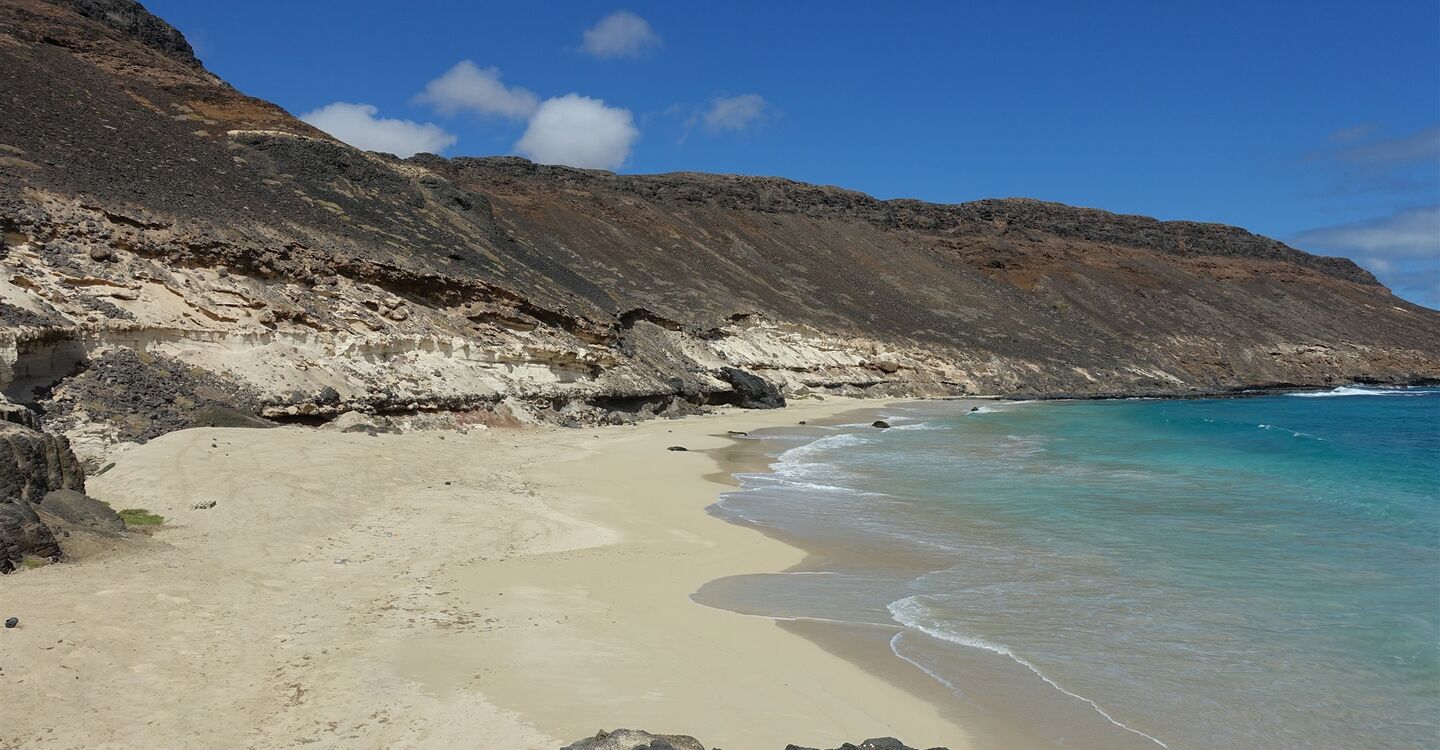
[785,739,948,750]
[718,367,786,409]
[559,731,947,750]
[0,421,108,572]
[561,729,705,750]
[38,489,124,533]
[0,500,61,572]
[4,616,16,628]
[666,446,688,452]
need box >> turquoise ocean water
[698,387,1440,749]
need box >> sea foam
[1288,385,1435,397]
[888,596,1171,749]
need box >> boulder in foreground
[0,421,121,573]
[561,729,705,750]
[785,739,951,750]
[559,730,949,750]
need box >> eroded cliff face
[1,0,1437,460]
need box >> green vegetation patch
[118,508,165,526]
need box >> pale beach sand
[0,399,970,749]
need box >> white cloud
[1293,206,1440,258]
[702,94,768,133]
[1306,123,1440,196]
[414,60,538,119]
[1330,125,1440,169]
[515,94,638,170]
[1294,206,1440,307]
[581,11,660,59]
[299,102,456,157]
[1326,123,1377,144]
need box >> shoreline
[6,388,1431,747]
[0,398,972,749]
[490,397,974,747]
[696,399,1173,750]
[697,388,1440,750]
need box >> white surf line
[888,632,963,694]
[892,597,1173,749]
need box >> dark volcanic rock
[0,402,41,430]
[718,367,786,409]
[0,422,86,503]
[872,420,891,429]
[785,740,948,750]
[0,301,65,328]
[558,732,946,750]
[561,729,705,750]
[0,498,61,572]
[53,0,203,68]
[44,348,266,443]
[0,421,89,571]
[38,488,123,533]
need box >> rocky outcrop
[561,729,705,750]
[559,731,948,750]
[0,498,60,571]
[784,740,948,750]
[38,487,124,534]
[717,367,786,409]
[0,420,95,572]
[0,0,1436,454]
[0,421,85,503]
[54,0,202,68]
[39,347,268,444]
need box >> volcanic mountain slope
[1,0,1437,459]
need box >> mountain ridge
[438,155,1377,286]
[0,0,1435,468]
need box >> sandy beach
[0,399,970,749]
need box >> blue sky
[147,1,1439,307]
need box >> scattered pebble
[4,617,17,629]
[192,500,217,510]
[666,446,688,452]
